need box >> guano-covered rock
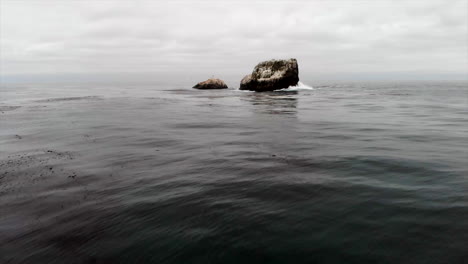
[239,59,299,92]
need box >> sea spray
[280,81,314,91]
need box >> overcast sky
[1,0,467,82]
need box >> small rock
[193,78,228,89]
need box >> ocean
[1,80,467,263]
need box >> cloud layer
[1,0,467,80]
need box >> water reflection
[241,91,298,116]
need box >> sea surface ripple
[1,80,467,263]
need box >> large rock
[239,58,299,92]
[193,78,228,89]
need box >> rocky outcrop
[239,59,299,92]
[193,78,228,89]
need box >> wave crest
[280,81,314,91]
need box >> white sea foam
[279,81,314,91]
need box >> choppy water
[1,80,467,263]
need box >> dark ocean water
[0,80,467,263]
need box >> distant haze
[1,0,467,83]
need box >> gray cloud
[1,0,467,81]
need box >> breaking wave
[280,81,314,91]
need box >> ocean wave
[279,81,314,91]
